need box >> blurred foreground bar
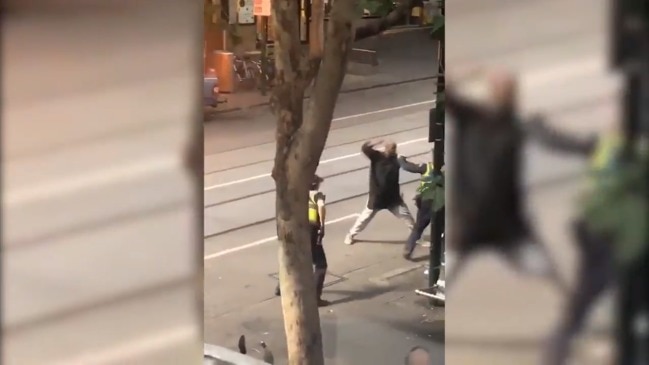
[1,1,203,364]
[445,0,618,364]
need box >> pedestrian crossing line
[204,213,359,260]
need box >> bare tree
[269,0,415,364]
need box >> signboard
[238,0,255,24]
[253,0,271,16]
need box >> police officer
[525,119,647,365]
[275,174,330,307]
[398,156,445,261]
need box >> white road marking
[462,57,606,98]
[4,155,181,207]
[204,213,359,260]
[204,137,429,190]
[205,58,605,192]
[522,57,604,88]
[331,100,434,121]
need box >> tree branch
[353,0,413,41]
[299,0,357,171]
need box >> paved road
[204,0,616,363]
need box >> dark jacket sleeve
[361,141,381,160]
[398,156,427,174]
[524,115,597,156]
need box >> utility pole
[259,16,269,96]
[611,0,649,363]
[428,0,445,290]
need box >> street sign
[253,0,271,16]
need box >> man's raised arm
[361,139,383,159]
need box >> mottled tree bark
[270,0,407,363]
[354,0,413,41]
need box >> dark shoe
[274,286,281,296]
[317,299,331,307]
[403,252,413,261]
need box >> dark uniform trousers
[404,197,445,258]
[543,220,614,365]
[275,224,328,299]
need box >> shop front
[204,0,314,93]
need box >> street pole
[428,1,445,290]
[611,0,649,362]
[259,16,269,96]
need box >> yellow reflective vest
[308,191,321,225]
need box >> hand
[318,227,325,238]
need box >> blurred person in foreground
[398,156,445,261]
[527,119,649,364]
[275,174,331,307]
[344,139,415,245]
[404,346,431,365]
[444,69,568,293]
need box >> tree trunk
[270,0,409,362]
[271,0,325,363]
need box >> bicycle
[232,56,256,83]
[248,57,276,90]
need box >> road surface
[204,0,616,363]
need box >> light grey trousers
[347,199,415,238]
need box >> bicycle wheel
[233,60,246,82]
[250,62,266,90]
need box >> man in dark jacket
[444,70,567,293]
[344,139,415,245]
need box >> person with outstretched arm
[398,156,445,261]
[343,139,415,245]
[443,70,568,294]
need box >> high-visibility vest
[590,134,622,171]
[586,134,624,192]
[417,163,445,210]
[308,191,320,224]
[582,133,649,264]
[416,162,434,193]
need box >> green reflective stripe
[424,162,432,176]
[418,162,445,209]
[418,163,434,192]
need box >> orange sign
[253,0,271,16]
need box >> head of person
[384,141,397,157]
[404,346,431,365]
[487,70,517,114]
[310,174,323,190]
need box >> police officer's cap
[311,174,323,188]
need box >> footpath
[207,27,437,117]
[204,196,446,365]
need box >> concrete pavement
[204,0,617,363]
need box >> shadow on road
[326,285,397,305]
[360,239,405,244]
[381,316,445,344]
